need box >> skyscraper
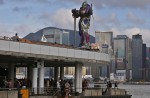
[132,34,143,81]
[146,47,150,81]
[95,31,113,51]
[95,31,113,77]
[113,35,131,81]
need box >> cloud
[0,0,4,5]
[0,24,13,37]
[89,0,150,9]
[93,12,120,31]
[8,0,52,5]
[0,23,40,38]
[6,0,150,10]
[36,0,51,4]
[58,0,150,9]
[127,12,145,24]
[40,8,74,30]
[12,6,30,12]
[12,24,32,35]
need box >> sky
[0,0,150,46]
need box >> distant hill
[24,27,95,46]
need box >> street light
[71,9,79,46]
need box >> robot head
[82,1,88,8]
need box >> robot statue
[72,1,93,47]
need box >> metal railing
[29,87,128,96]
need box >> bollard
[18,93,22,98]
[18,89,22,98]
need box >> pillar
[32,62,38,94]
[54,66,59,80]
[60,67,64,80]
[27,65,33,81]
[75,64,82,93]
[39,61,45,94]
[8,64,15,87]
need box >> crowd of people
[46,78,73,97]
[0,78,31,89]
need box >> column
[54,66,59,80]
[60,67,64,80]
[39,61,45,94]
[8,64,15,87]
[27,65,33,82]
[32,62,38,94]
[75,64,82,93]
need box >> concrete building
[95,31,113,78]
[146,47,150,81]
[132,34,143,81]
[95,31,113,53]
[113,35,131,81]
[142,44,146,81]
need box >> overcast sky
[0,0,150,46]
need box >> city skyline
[0,0,150,46]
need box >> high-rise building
[95,31,113,78]
[132,34,143,81]
[113,35,131,81]
[142,44,146,81]
[146,47,150,81]
[127,39,132,80]
[114,35,129,69]
[95,31,113,52]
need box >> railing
[29,87,128,96]
[0,87,130,98]
[29,87,58,96]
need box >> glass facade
[95,31,113,77]
[62,30,69,45]
[132,34,143,81]
[43,29,61,43]
[95,31,113,47]
[42,29,70,45]
[146,47,150,81]
[114,39,126,69]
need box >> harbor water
[119,84,150,98]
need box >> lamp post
[72,9,78,47]
[74,17,76,46]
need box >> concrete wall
[0,90,18,98]
[84,89,102,96]
[111,89,126,95]
[0,40,110,63]
[30,96,57,98]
